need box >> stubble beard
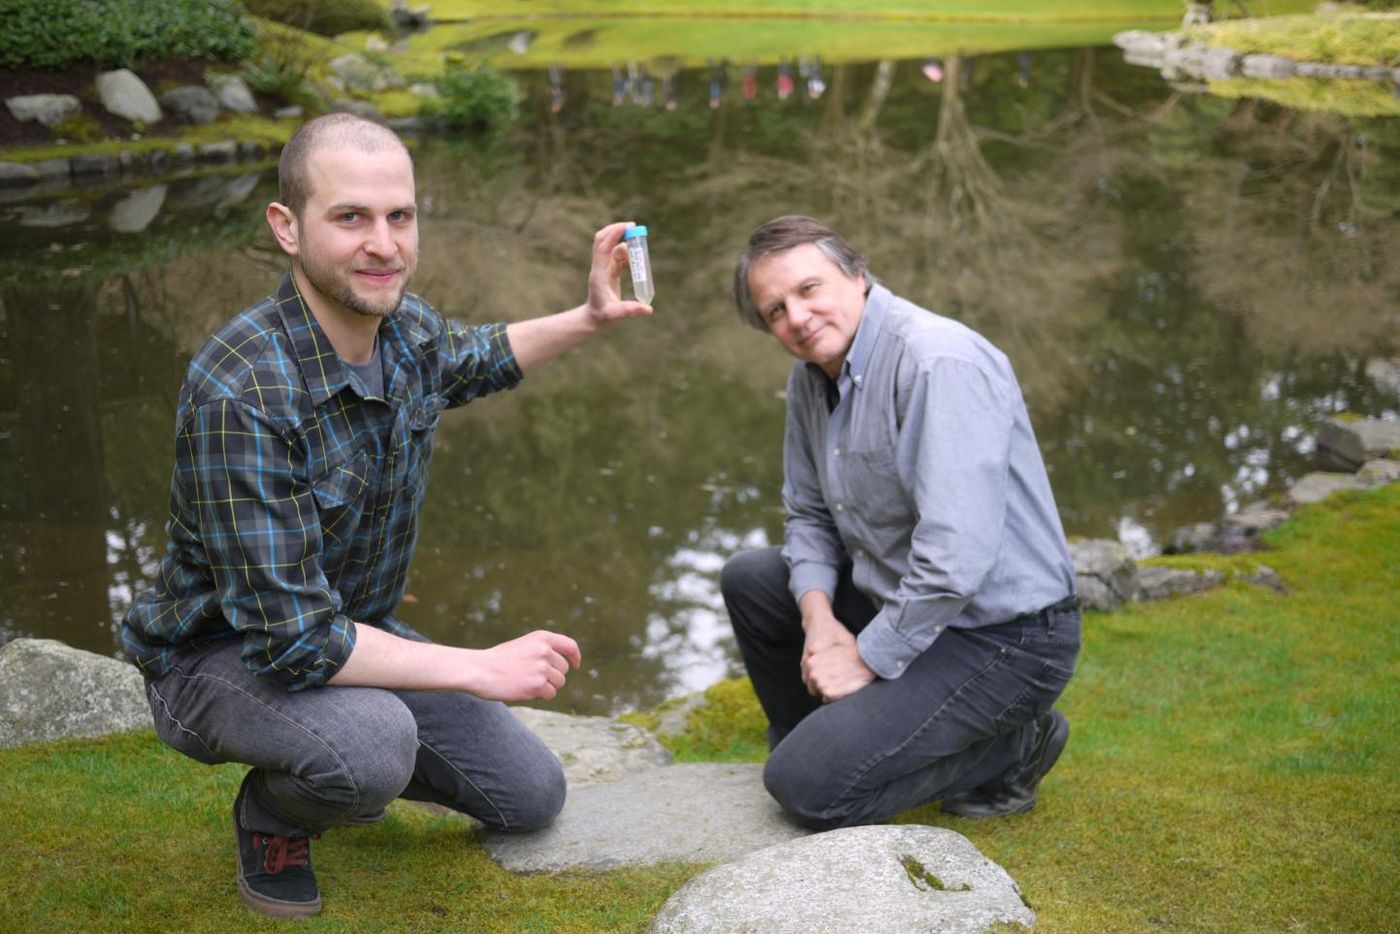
[297,245,411,319]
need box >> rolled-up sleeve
[183,398,355,690]
[439,319,524,405]
[857,358,1014,678]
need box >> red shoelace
[254,834,312,874]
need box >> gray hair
[732,215,874,331]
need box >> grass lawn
[3,483,1397,930]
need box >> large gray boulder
[0,639,149,748]
[651,825,1034,934]
[5,94,81,127]
[511,707,671,790]
[1316,417,1400,472]
[483,763,810,871]
[96,69,162,124]
[160,86,220,125]
[1069,539,1138,611]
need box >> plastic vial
[624,224,654,304]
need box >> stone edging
[1113,29,1400,84]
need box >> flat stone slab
[511,707,671,790]
[651,824,1034,933]
[483,763,810,871]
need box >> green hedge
[237,0,392,37]
[0,0,258,70]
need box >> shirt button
[895,659,905,669]
[856,548,866,558]
[833,447,842,456]
[834,503,844,512]
[853,375,863,386]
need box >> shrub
[0,0,257,70]
[241,34,320,110]
[428,61,519,136]
[238,0,392,38]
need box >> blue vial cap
[624,225,648,240]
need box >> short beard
[296,246,409,319]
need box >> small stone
[1287,471,1364,505]
[5,93,81,126]
[511,707,671,789]
[329,99,385,122]
[70,154,121,176]
[1239,564,1286,593]
[1240,54,1296,79]
[237,141,267,161]
[34,159,71,179]
[0,162,41,187]
[160,86,220,125]
[207,74,258,114]
[1200,47,1241,81]
[17,202,90,228]
[196,140,238,163]
[274,105,305,119]
[1226,502,1290,534]
[388,116,426,134]
[1135,566,1224,602]
[1069,539,1138,608]
[1167,522,1220,554]
[170,144,196,165]
[1074,576,1119,613]
[1357,459,1400,487]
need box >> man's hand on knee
[802,638,876,704]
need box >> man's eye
[340,212,359,223]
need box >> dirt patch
[1,60,246,152]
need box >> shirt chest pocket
[844,445,910,531]
[311,450,370,547]
[402,395,446,505]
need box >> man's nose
[364,219,396,257]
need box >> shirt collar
[841,282,891,389]
[274,272,409,405]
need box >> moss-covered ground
[3,483,1397,931]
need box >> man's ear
[266,201,300,257]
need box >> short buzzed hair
[277,113,411,217]
[732,215,875,332]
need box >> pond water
[2,45,1397,715]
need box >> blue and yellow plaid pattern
[122,273,522,690]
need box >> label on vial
[628,243,649,284]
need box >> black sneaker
[234,793,322,917]
[942,709,1070,819]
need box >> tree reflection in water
[0,48,1395,712]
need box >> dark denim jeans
[146,639,565,837]
[722,547,1079,829]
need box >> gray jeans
[146,639,565,837]
[722,547,1080,829]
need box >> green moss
[1188,11,1400,66]
[1208,77,1400,119]
[654,677,768,762]
[899,854,970,891]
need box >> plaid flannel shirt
[121,273,522,690]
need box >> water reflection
[1,47,1396,715]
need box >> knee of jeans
[763,750,864,831]
[330,693,419,810]
[502,755,567,833]
[720,548,778,603]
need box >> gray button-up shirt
[781,284,1076,679]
